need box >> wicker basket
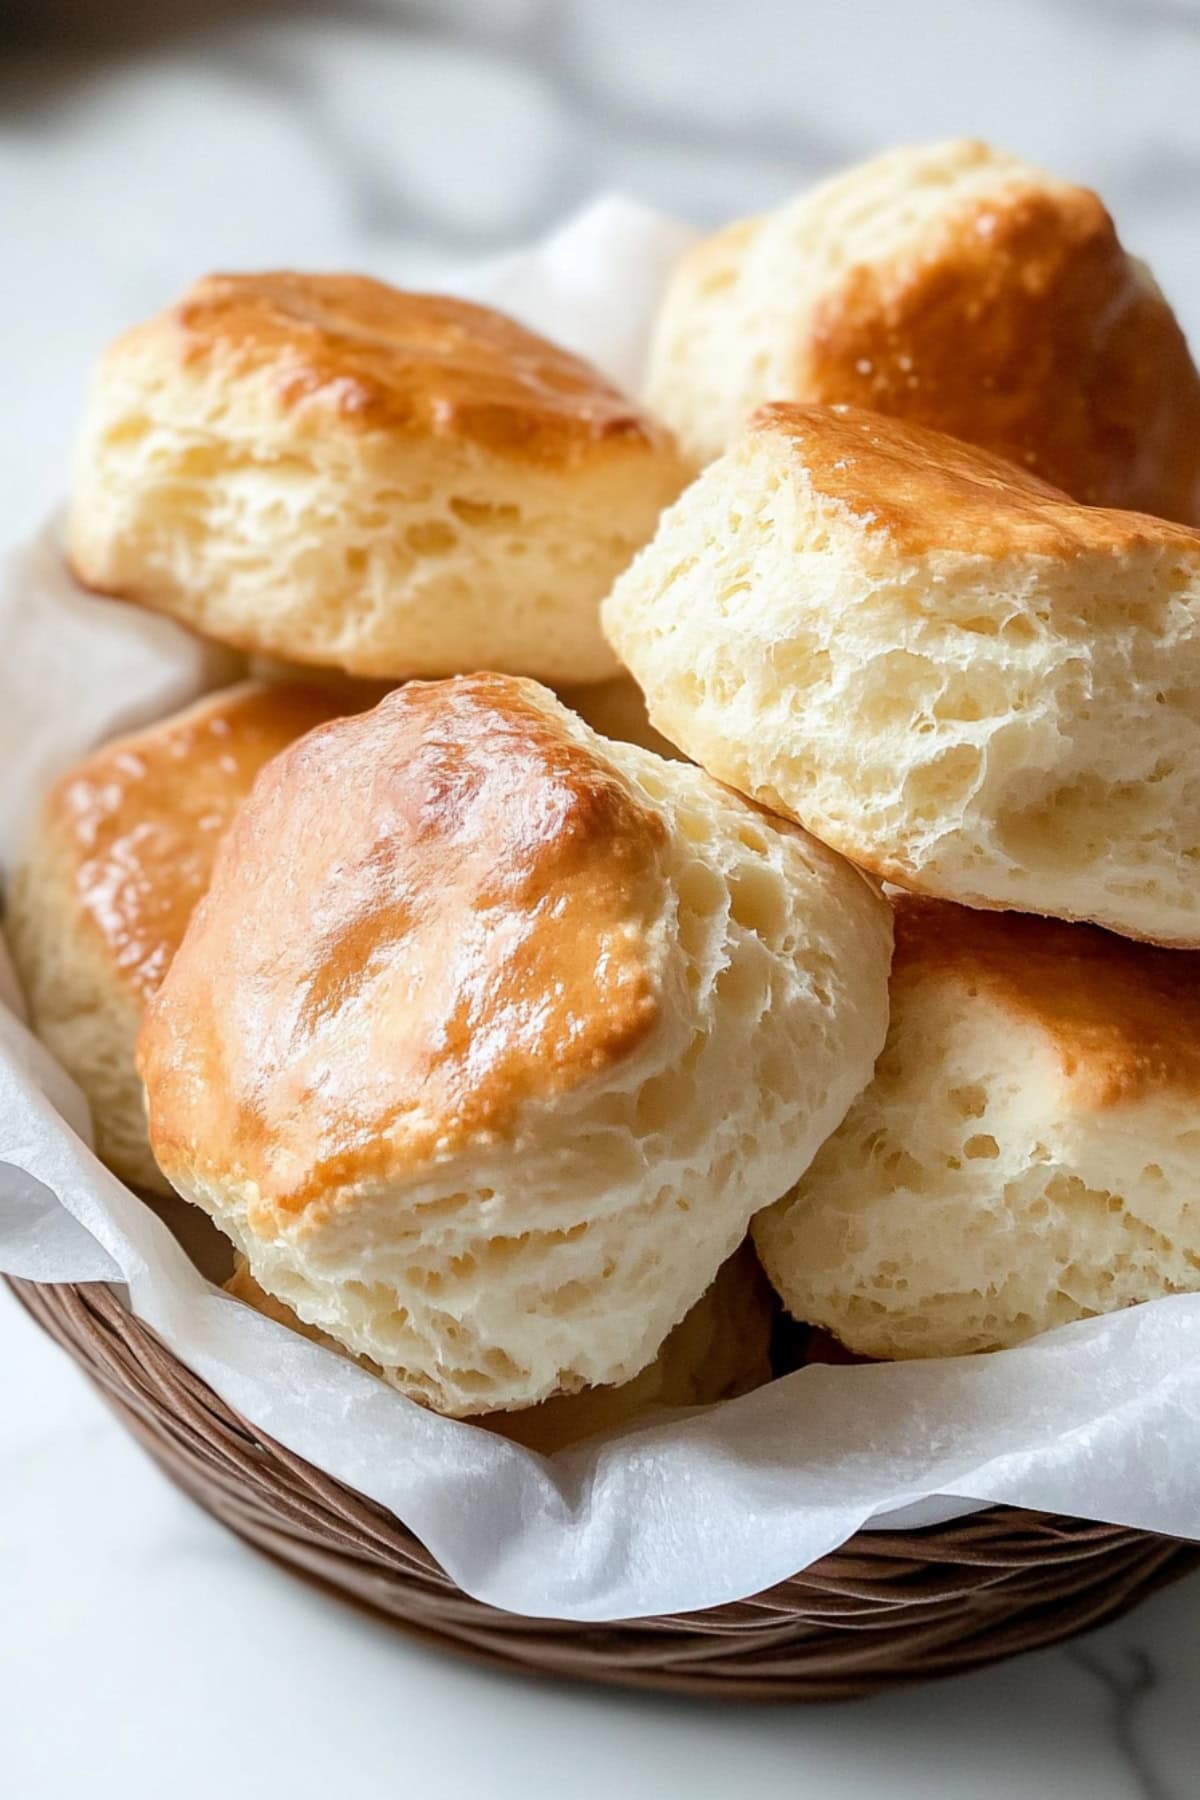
[11,1274,1198,1702]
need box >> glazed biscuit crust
[48,681,349,1001]
[890,897,1200,1110]
[753,403,1200,560]
[7,681,349,1192]
[164,275,677,465]
[647,140,1200,521]
[801,181,1200,516]
[139,675,671,1215]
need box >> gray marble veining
[1069,1644,1170,1800]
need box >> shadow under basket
[11,1276,1199,1703]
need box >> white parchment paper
[3,197,1200,1622]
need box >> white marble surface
[4,2,1200,1793]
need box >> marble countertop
[4,2,1200,1793]
[6,1292,1199,1799]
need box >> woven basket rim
[11,1273,1199,1701]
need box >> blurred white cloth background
[3,0,1199,542]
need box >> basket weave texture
[11,1275,1199,1702]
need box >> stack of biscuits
[10,139,1200,1449]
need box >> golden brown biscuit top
[755,402,1200,561]
[138,273,673,465]
[893,896,1200,1109]
[800,171,1200,521]
[138,676,669,1215]
[48,682,349,1004]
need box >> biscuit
[603,402,1200,946]
[141,675,891,1416]
[67,275,690,684]
[647,140,1200,521]
[226,1243,774,1453]
[6,681,348,1191]
[754,897,1200,1359]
